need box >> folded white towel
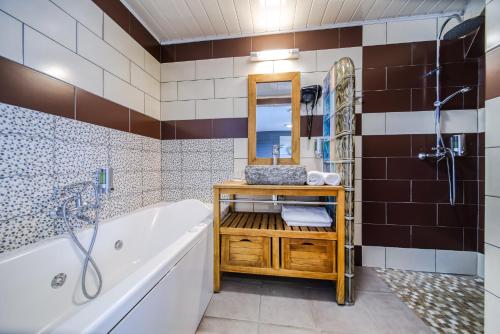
[284,220,332,227]
[323,172,341,186]
[281,205,332,227]
[306,171,324,186]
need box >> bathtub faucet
[50,168,113,300]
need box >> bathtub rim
[0,201,182,263]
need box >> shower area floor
[197,267,483,334]
[375,268,484,334]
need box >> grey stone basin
[244,165,307,185]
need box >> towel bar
[219,199,337,205]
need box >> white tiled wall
[52,0,102,37]
[24,26,103,96]
[386,248,436,272]
[363,246,480,275]
[1,0,77,50]
[0,10,22,63]
[362,109,479,136]
[77,23,130,82]
[386,18,437,44]
[483,1,499,329]
[362,23,386,46]
[0,0,161,119]
[104,72,145,113]
[362,17,439,46]
[103,15,144,68]
[160,46,362,121]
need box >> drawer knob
[302,242,314,246]
[240,238,251,242]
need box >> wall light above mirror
[248,72,300,165]
[250,48,300,62]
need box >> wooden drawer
[282,238,335,273]
[221,235,271,268]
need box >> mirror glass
[255,81,293,158]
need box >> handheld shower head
[434,87,472,107]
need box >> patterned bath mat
[375,268,484,334]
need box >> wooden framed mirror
[248,72,301,165]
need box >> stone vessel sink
[245,165,307,185]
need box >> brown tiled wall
[361,133,484,252]
[92,0,161,61]
[362,40,482,113]
[160,27,362,62]
[161,116,324,140]
[361,34,485,253]
[0,56,161,139]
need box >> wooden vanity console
[213,181,345,304]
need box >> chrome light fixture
[250,48,299,61]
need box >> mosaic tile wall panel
[0,103,162,253]
[162,139,234,203]
[376,268,484,334]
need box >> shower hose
[435,110,457,206]
[61,183,103,300]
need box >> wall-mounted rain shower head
[442,15,484,40]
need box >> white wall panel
[161,82,178,101]
[485,291,500,334]
[161,61,196,82]
[386,247,436,272]
[52,0,103,38]
[131,63,161,100]
[234,56,274,77]
[215,77,247,98]
[145,95,161,120]
[161,100,196,120]
[387,18,437,44]
[0,0,76,50]
[0,10,22,63]
[317,47,362,71]
[486,147,500,197]
[104,72,144,112]
[178,80,214,100]
[196,58,233,79]
[77,24,130,82]
[362,113,386,135]
[435,250,477,275]
[24,27,103,96]
[104,15,145,69]
[486,196,500,247]
[196,98,233,119]
[486,97,500,147]
[145,51,161,81]
[233,97,248,118]
[485,244,500,297]
[363,23,386,46]
[273,51,317,73]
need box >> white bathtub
[0,200,213,334]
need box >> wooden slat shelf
[220,212,337,240]
[213,180,345,304]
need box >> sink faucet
[272,144,280,165]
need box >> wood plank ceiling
[123,0,469,44]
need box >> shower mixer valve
[51,168,114,219]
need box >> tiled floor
[196,267,432,334]
[376,268,484,334]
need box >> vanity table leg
[214,188,221,292]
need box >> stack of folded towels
[281,205,332,227]
[306,171,341,186]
